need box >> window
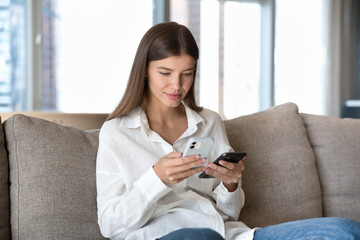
[171,0,334,117]
[0,0,153,113]
[274,0,326,115]
[222,2,262,118]
[55,0,152,113]
[198,1,263,119]
[0,0,26,111]
[1,0,348,117]
[171,0,273,118]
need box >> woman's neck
[144,102,188,145]
[145,102,185,123]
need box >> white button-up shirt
[96,104,255,240]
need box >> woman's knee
[324,217,360,237]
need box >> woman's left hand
[204,157,246,192]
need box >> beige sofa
[0,102,359,240]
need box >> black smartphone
[199,152,247,178]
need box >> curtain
[325,0,356,117]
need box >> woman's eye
[182,72,193,76]
[159,72,170,76]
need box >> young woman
[96,22,360,240]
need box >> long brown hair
[107,22,202,121]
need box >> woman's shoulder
[101,107,142,131]
[102,117,121,128]
[198,108,223,123]
[99,117,122,137]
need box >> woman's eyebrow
[157,66,194,71]
[157,66,173,71]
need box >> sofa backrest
[0,116,10,240]
[1,112,108,131]
[301,113,360,223]
[224,102,323,228]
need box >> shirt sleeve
[213,180,245,221]
[96,122,171,239]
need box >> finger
[217,160,235,170]
[208,168,241,184]
[205,167,228,179]
[161,154,199,169]
[162,157,205,178]
[188,158,207,168]
[214,160,245,173]
[208,162,231,175]
[166,152,183,159]
[238,161,245,171]
[231,161,245,172]
[168,166,205,183]
[171,158,206,173]
[171,154,203,167]
[204,168,235,183]
[206,162,243,181]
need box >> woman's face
[146,54,195,109]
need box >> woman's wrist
[223,182,238,192]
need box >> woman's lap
[156,217,360,240]
[156,228,224,240]
[254,217,360,240]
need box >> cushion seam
[300,113,324,217]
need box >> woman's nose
[171,75,182,89]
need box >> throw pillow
[301,113,360,223]
[4,114,107,240]
[224,102,322,228]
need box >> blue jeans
[157,217,360,240]
[254,217,360,240]
[157,228,224,240]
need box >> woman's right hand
[153,152,206,184]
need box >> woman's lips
[165,93,182,100]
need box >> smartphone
[182,137,214,159]
[199,152,247,178]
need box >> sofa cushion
[4,114,106,240]
[224,102,322,228]
[0,117,10,240]
[301,113,360,223]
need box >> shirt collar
[118,103,205,138]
